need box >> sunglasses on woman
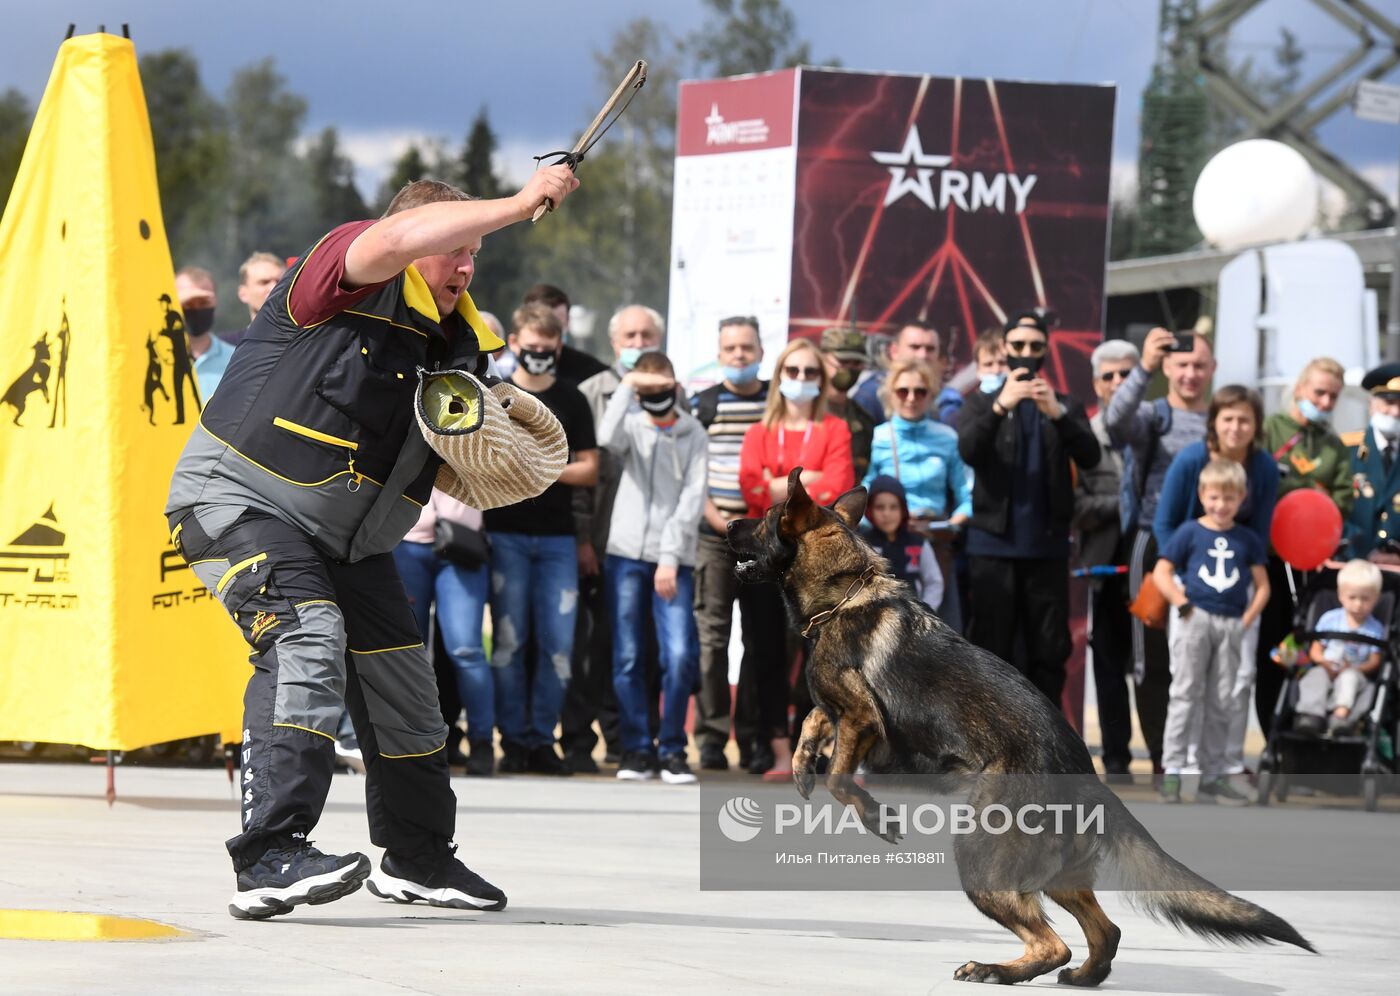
[894,386,930,400]
[782,364,822,381]
[1004,338,1047,356]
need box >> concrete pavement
[1,761,1395,995]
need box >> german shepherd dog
[727,470,1313,986]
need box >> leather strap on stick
[532,60,648,223]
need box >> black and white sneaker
[228,842,370,920]
[367,843,507,911]
[659,754,698,785]
[615,750,657,781]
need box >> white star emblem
[704,103,723,127]
[871,126,951,209]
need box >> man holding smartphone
[956,312,1100,709]
[1103,325,1214,777]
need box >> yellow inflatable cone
[0,32,244,750]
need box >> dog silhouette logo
[717,796,764,843]
[2,304,73,428]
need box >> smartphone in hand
[1168,332,1195,353]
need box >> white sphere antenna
[1192,139,1320,251]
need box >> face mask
[980,372,1006,394]
[829,368,857,392]
[619,346,658,371]
[517,347,558,376]
[722,361,760,386]
[638,389,677,416]
[1006,354,1043,377]
[779,378,821,403]
[1297,398,1330,425]
[185,306,215,336]
[1371,412,1400,441]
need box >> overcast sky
[3,0,1397,201]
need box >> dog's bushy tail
[1104,795,1315,953]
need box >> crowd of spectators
[181,265,1396,791]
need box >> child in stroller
[1259,560,1396,811]
[1294,559,1385,738]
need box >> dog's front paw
[793,764,816,800]
[862,803,903,845]
[953,961,1004,984]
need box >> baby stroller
[1256,568,1397,812]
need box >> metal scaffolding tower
[1134,0,1209,257]
[1191,0,1400,227]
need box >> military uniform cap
[820,327,868,364]
[1362,362,1400,397]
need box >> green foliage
[456,108,504,200]
[688,0,813,77]
[303,127,370,228]
[139,50,231,268]
[224,59,309,261]
[0,87,33,210]
[377,143,429,213]
[1,0,826,334]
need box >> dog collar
[801,564,879,639]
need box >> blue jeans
[489,532,579,749]
[606,554,698,758]
[392,539,493,740]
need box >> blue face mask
[980,372,1006,394]
[1297,398,1330,425]
[619,346,658,371]
[723,361,761,386]
[779,378,821,403]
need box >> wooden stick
[533,61,648,223]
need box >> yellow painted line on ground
[0,909,189,941]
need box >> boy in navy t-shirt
[1152,458,1269,805]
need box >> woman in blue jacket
[864,359,971,628]
[1153,385,1279,551]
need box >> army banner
[0,32,245,749]
[668,68,1115,400]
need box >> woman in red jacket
[738,337,855,778]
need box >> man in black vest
[165,167,577,921]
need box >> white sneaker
[616,751,656,780]
[659,754,698,785]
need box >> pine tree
[378,144,428,212]
[456,108,503,199]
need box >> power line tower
[1134,0,1209,257]
[1190,0,1399,229]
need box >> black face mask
[1007,354,1043,378]
[517,347,558,376]
[185,306,215,336]
[638,389,677,416]
[829,368,857,392]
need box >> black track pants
[171,508,455,871]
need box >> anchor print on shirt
[1198,536,1241,594]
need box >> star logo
[705,103,723,127]
[871,127,951,209]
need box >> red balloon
[1270,488,1343,570]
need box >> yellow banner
[0,33,245,750]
